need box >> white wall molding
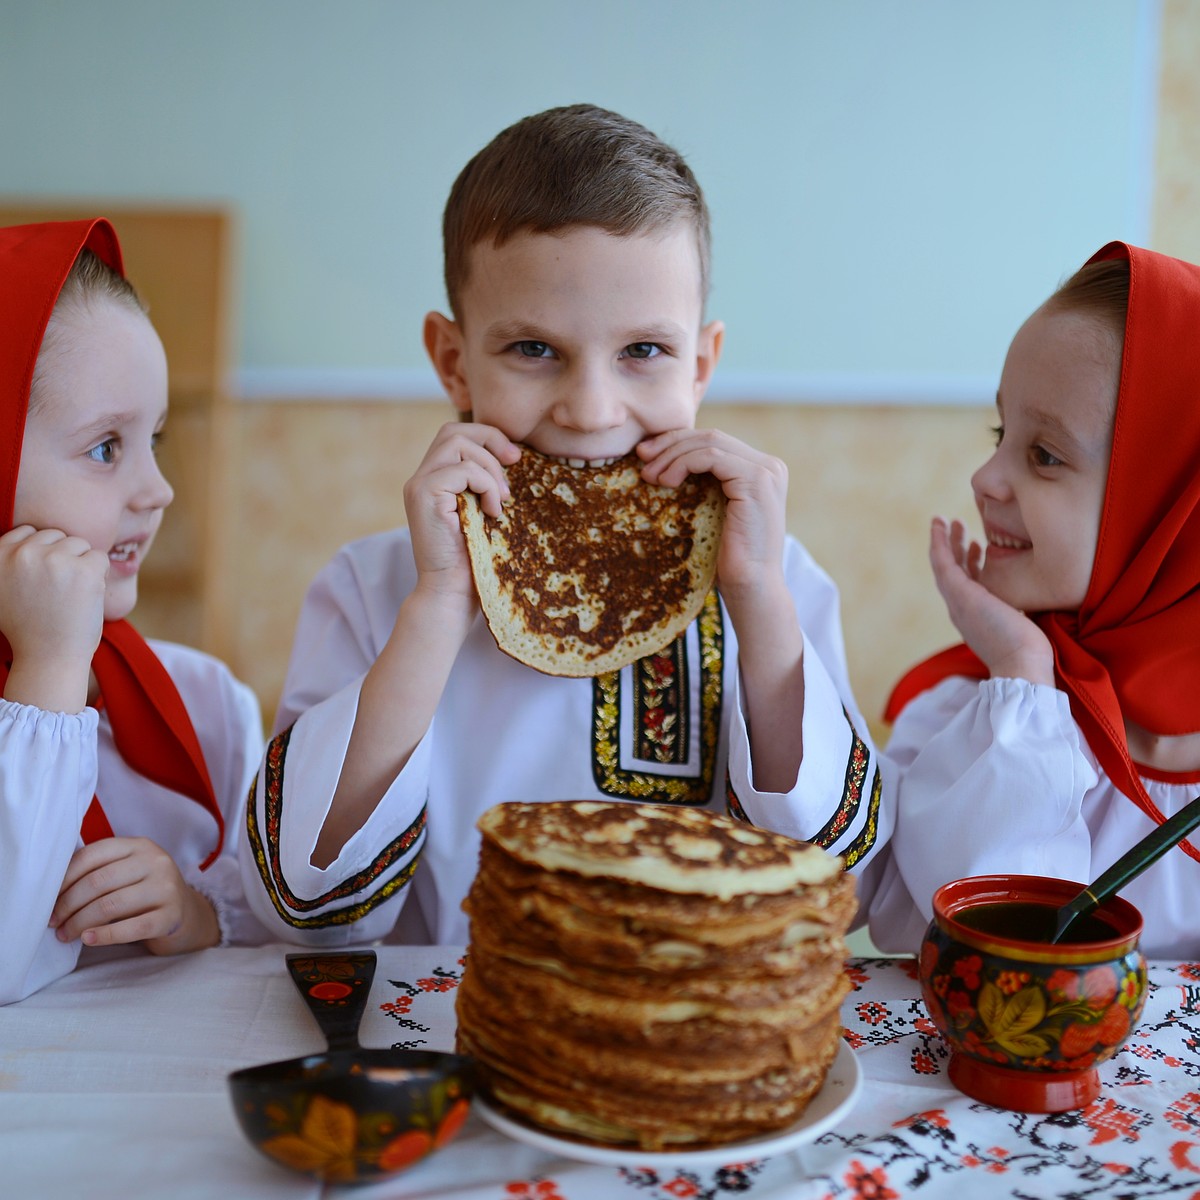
[233,366,996,407]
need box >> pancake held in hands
[455,801,856,1151]
[457,448,725,676]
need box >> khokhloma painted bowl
[918,874,1147,1112]
[229,1048,474,1185]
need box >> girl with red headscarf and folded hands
[862,243,1200,958]
[0,220,268,1004]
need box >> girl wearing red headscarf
[0,220,267,1003]
[863,242,1200,958]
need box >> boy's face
[425,224,723,463]
[970,306,1117,615]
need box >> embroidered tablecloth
[3,946,1200,1198]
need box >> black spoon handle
[1052,793,1200,944]
[285,951,377,1053]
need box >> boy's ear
[691,319,725,409]
[423,311,472,414]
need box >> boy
[240,104,887,945]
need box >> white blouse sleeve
[167,650,271,948]
[865,674,1097,954]
[0,700,98,1005]
[239,538,429,946]
[726,538,888,876]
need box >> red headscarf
[885,241,1200,861]
[0,219,223,868]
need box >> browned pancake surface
[458,449,725,675]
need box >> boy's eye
[990,423,1004,447]
[86,438,118,465]
[514,340,553,358]
[624,342,663,360]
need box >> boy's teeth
[556,455,620,468]
[110,542,137,561]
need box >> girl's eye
[514,340,553,359]
[152,430,165,456]
[1033,445,1064,468]
[624,342,663,360]
[990,423,1004,447]
[86,438,118,465]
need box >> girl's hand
[637,428,788,601]
[930,516,1055,685]
[402,422,521,597]
[0,526,108,711]
[50,837,220,955]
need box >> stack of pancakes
[455,800,855,1151]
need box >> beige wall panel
[230,401,450,722]
[1152,0,1200,261]
[231,398,984,741]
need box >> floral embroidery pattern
[633,647,688,764]
[382,961,464,1048]
[592,590,723,804]
[503,1182,567,1200]
[365,954,1200,1197]
[617,1159,768,1199]
[802,963,1200,1199]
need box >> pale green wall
[2,0,1155,399]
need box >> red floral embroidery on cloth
[633,649,688,764]
[827,959,1200,1198]
[504,1183,566,1200]
[380,958,464,1048]
[374,954,1200,1197]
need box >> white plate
[474,1040,862,1169]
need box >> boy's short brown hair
[442,103,711,320]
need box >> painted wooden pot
[918,874,1147,1112]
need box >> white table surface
[3,944,1200,1198]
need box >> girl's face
[13,300,173,623]
[971,306,1118,615]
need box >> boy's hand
[50,837,220,955]
[637,429,788,598]
[639,428,803,793]
[0,525,108,711]
[402,422,521,596]
[930,516,1055,685]
[319,422,523,866]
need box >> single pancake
[458,448,725,676]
